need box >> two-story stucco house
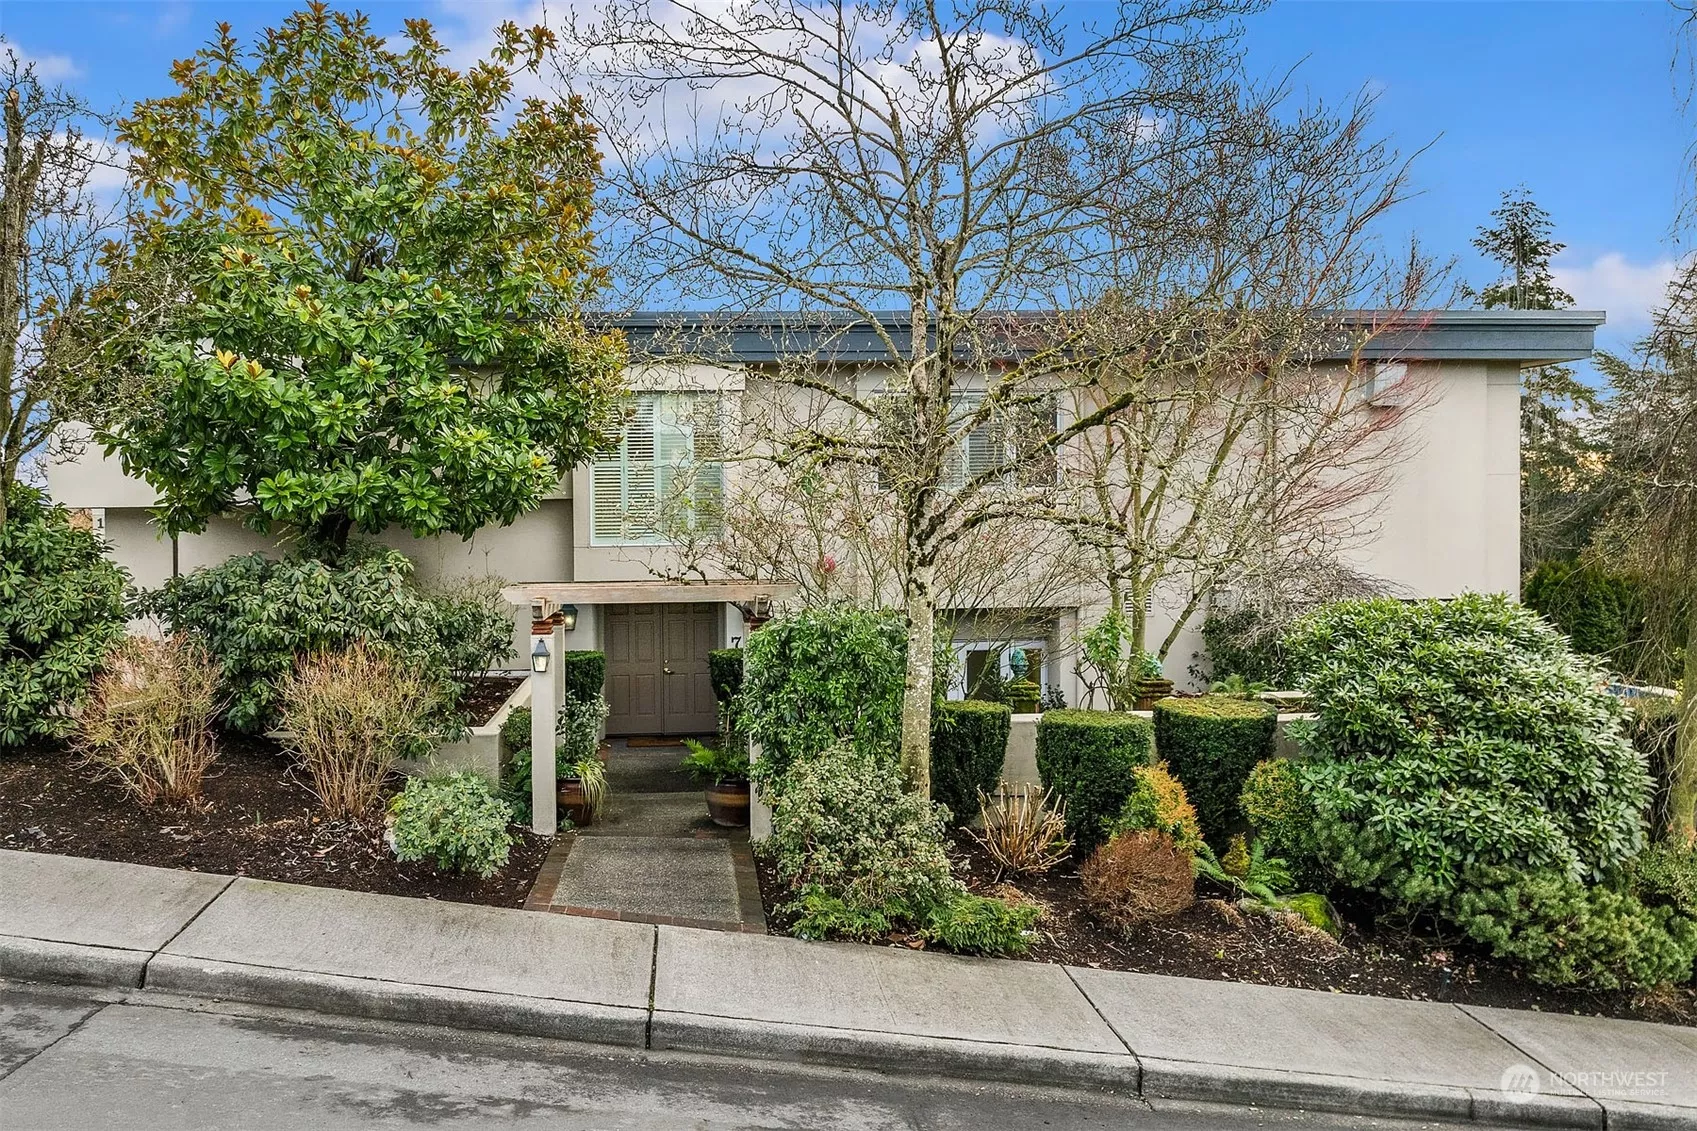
[46,308,1605,736]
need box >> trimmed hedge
[931,699,1012,825]
[1035,709,1155,850]
[708,648,743,705]
[1153,695,1276,845]
[560,651,605,706]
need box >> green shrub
[920,892,1040,957]
[1153,695,1276,845]
[500,706,533,756]
[1109,762,1203,852]
[1035,709,1155,851]
[789,886,898,941]
[498,695,610,823]
[0,486,129,748]
[1522,559,1644,669]
[560,651,606,707]
[137,548,507,732]
[931,700,1012,825]
[1448,867,1697,990]
[708,648,743,704]
[1239,759,1321,881]
[387,772,515,878]
[427,577,517,684]
[1286,594,1651,911]
[1198,605,1290,687]
[766,741,958,914]
[1628,843,1697,921]
[741,605,912,775]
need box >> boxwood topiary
[560,650,605,706]
[1035,709,1155,850]
[1153,695,1276,845]
[0,486,129,749]
[708,648,743,705]
[931,699,1012,825]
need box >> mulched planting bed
[456,674,525,727]
[0,736,548,908]
[754,829,1696,1027]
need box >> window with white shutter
[590,393,724,544]
[946,393,1058,490]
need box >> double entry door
[604,603,720,735]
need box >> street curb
[1,945,1673,1129]
[142,954,650,1049]
[0,934,149,990]
[1140,1057,1603,1129]
[650,1009,1143,1092]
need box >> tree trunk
[1667,615,1697,846]
[311,513,355,562]
[900,560,937,799]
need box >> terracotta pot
[704,780,751,828]
[1133,678,1175,711]
[558,779,594,827]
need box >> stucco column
[530,621,565,836]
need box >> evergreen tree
[1469,188,1602,572]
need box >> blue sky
[2,0,1688,357]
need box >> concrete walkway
[4,849,1695,1130]
[524,739,765,932]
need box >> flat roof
[601,309,1605,366]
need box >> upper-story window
[945,393,1059,490]
[590,392,724,545]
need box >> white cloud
[4,41,85,81]
[1552,251,1685,330]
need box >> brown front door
[605,603,720,735]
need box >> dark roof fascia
[599,308,1605,366]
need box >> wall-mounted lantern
[531,637,552,674]
[558,604,579,632]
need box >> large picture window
[590,392,724,545]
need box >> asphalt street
[0,981,1483,1131]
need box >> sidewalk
[3,849,1693,1130]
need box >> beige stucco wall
[1339,360,1521,601]
[46,352,1522,694]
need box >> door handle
[663,667,673,674]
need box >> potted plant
[555,692,611,827]
[1132,651,1173,710]
[559,756,608,827]
[681,738,751,827]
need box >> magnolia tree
[563,0,1435,794]
[96,8,625,558]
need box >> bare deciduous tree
[1,44,131,524]
[561,0,1435,794]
